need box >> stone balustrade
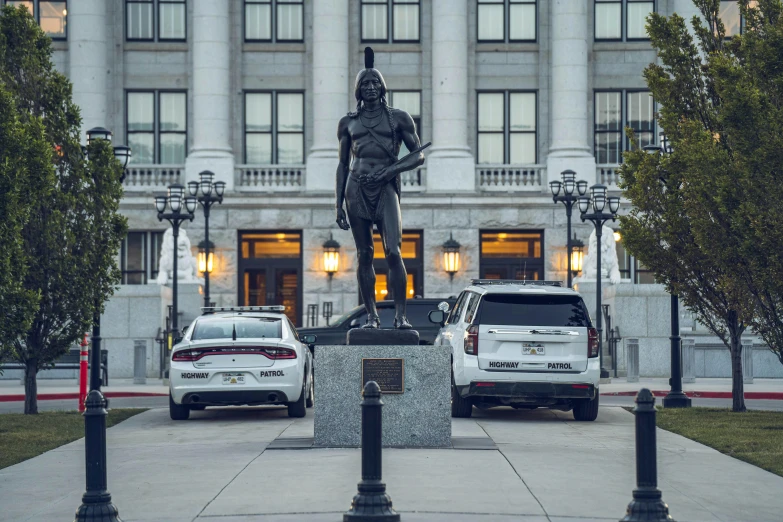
[400,167,425,192]
[235,165,305,192]
[122,165,183,191]
[597,164,621,189]
[476,165,545,192]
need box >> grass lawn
[656,408,783,477]
[0,409,145,470]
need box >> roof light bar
[470,279,563,287]
[200,305,286,314]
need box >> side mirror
[349,318,362,329]
[437,301,451,313]
[300,333,317,345]
[428,310,446,326]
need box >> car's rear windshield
[475,294,591,327]
[192,316,282,340]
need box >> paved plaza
[1,404,781,521]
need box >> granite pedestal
[314,344,451,448]
[346,328,419,345]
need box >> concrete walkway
[1,405,781,521]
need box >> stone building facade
[20,0,766,379]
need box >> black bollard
[621,388,674,522]
[74,390,122,522]
[344,381,400,522]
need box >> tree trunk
[728,311,746,412]
[24,360,38,414]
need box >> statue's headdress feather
[364,47,374,69]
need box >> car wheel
[189,404,206,411]
[305,375,314,408]
[451,374,473,418]
[169,393,190,421]
[572,394,599,422]
[288,379,307,418]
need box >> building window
[126,0,186,41]
[594,90,654,164]
[387,91,421,157]
[480,231,544,281]
[361,0,420,43]
[614,235,655,283]
[371,231,423,300]
[477,0,536,42]
[720,0,749,37]
[244,0,303,42]
[121,231,164,284]
[244,91,304,165]
[5,1,67,39]
[594,0,654,41]
[126,90,187,165]
[477,91,536,164]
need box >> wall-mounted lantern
[323,233,340,279]
[442,233,461,280]
[570,235,584,276]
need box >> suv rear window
[192,317,282,340]
[475,294,591,327]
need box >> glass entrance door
[239,232,302,325]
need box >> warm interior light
[198,251,214,274]
[276,233,286,241]
[613,231,622,242]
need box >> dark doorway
[238,231,302,325]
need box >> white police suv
[429,280,600,421]
[169,306,315,420]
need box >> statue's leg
[378,187,411,329]
[347,209,380,328]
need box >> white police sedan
[169,306,315,420]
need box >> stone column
[546,0,595,183]
[185,0,234,189]
[426,0,474,192]
[305,0,349,193]
[69,0,108,142]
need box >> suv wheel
[572,394,599,422]
[288,379,307,418]
[169,393,190,421]
[451,374,473,418]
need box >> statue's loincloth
[345,171,401,222]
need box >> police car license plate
[222,373,245,385]
[523,343,545,355]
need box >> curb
[0,391,167,402]
[601,390,783,400]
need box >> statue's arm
[336,116,351,210]
[335,116,351,230]
[382,110,425,181]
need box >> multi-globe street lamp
[155,185,197,341]
[578,184,621,379]
[643,137,691,408]
[75,127,131,522]
[187,170,225,309]
[549,170,589,288]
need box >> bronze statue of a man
[335,47,425,329]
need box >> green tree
[0,5,127,413]
[0,84,45,365]
[619,0,783,412]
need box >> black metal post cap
[634,388,655,410]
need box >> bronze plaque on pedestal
[361,358,404,394]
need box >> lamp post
[550,170,589,288]
[74,127,131,522]
[578,184,621,380]
[643,138,691,408]
[188,170,225,309]
[155,185,197,338]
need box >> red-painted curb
[601,390,783,400]
[0,392,167,402]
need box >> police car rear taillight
[587,328,599,358]
[464,324,479,355]
[172,350,198,361]
[262,347,297,359]
[172,347,296,361]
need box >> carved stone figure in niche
[576,225,622,285]
[156,227,200,285]
[335,47,426,329]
